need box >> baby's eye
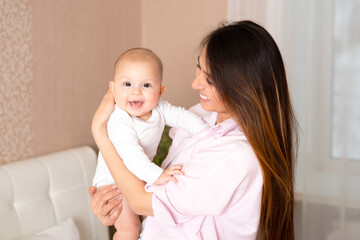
[143,83,151,88]
[123,82,131,87]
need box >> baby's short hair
[115,48,163,79]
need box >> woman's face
[191,48,232,123]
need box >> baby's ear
[160,85,166,96]
[109,81,115,95]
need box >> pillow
[22,218,80,240]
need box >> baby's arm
[109,119,162,184]
[93,112,117,187]
[158,100,209,134]
[108,110,184,185]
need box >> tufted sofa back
[0,146,108,240]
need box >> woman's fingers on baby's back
[109,203,123,223]
[103,195,122,215]
[97,185,121,204]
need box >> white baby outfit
[93,99,209,186]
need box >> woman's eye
[206,78,213,85]
[124,82,131,87]
[143,83,151,88]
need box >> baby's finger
[167,169,185,176]
[169,165,183,170]
[169,176,179,183]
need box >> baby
[92,48,209,240]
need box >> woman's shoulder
[196,133,259,172]
[226,139,259,168]
[214,136,255,157]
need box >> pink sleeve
[151,185,188,227]
[151,142,261,226]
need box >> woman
[89,20,298,239]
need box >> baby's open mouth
[129,101,144,108]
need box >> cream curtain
[227,0,360,239]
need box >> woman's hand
[91,88,116,140]
[88,184,123,226]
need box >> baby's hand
[154,165,184,185]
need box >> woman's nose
[192,71,204,90]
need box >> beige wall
[0,0,227,164]
[142,0,228,108]
[31,0,142,158]
[0,0,141,163]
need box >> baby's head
[110,48,165,120]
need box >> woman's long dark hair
[202,20,298,240]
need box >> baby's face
[111,59,164,120]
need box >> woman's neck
[216,113,232,124]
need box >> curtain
[227,0,360,239]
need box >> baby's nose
[132,88,141,95]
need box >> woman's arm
[91,89,154,216]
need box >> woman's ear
[159,85,166,96]
[109,81,115,95]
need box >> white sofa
[0,146,109,240]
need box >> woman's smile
[200,93,210,101]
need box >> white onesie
[93,99,209,186]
